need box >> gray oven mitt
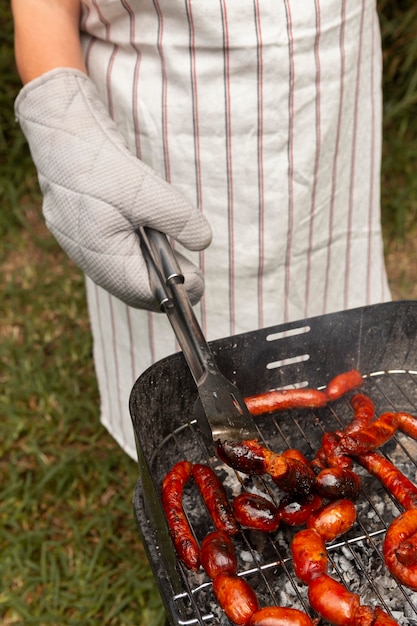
[14,68,212,311]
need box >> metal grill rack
[130,302,417,625]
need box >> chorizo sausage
[395,530,417,566]
[278,492,322,527]
[264,451,317,497]
[325,369,363,402]
[356,451,417,510]
[216,439,267,475]
[244,388,327,415]
[383,509,417,590]
[340,412,400,455]
[200,530,237,578]
[306,498,357,542]
[191,463,238,535]
[307,574,361,626]
[291,528,328,585]
[398,411,417,440]
[161,460,200,571]
[345,394,375,435]
[249,606,314,626]
[233,492,280,533]
[315,467,361,501]
[315,431,353,471]
[212,573,259,625]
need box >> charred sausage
[340,412,400,455]
[278,492,322,527]
[315,467,361,501]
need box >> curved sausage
[315,431,353,471]
[244,388,327,415]
[200,530,237,578]
[191,463,238,535]
[161,460,200,571]
[249,606,314,626]
[315,467,361,501]
[340,412,399,455]
[383,509,417,590]
[291,528,328,585]
[306,498,357,542]
[345,394,375,435]
[325,369,363,402]
[212,573,259,625]
[233,492,280,532]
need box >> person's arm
[12,0,86,84]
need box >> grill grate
[130,302,417,625]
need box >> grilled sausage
[233,492,280,533]
[383,509,417,590]
[200,530,237,578]
[398,411,417,440]
[306,498,356,542]
[356,451,417,510]
[265,451,317,497]
[307,574,361,625]
[212,573,259,625]
[244,388,327,415]
[191,463,238,535]
[325,369,363,401]
[161,460,200,571]
[216,439,267,475]
[340,412,400,455]
[315,467,361,501]
[278,492,322,527]
[315,431,353,471]
[291,528,328,585]
[345,393,375,435]
[249,606,314,626]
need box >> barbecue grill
[130,300,417,625]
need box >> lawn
[1,2,417,625]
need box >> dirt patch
[385,231,417,300]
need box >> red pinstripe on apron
[79,0,390,459]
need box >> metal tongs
[138,226,258,453]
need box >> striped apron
[80,0,390,459]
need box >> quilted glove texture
[14,68,212,310]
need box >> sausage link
[161,461,200,571]
[356,451,417,510]
[249,606,314,626]
[264,451,317,497]
[278,492,322,527]
[307,574,361,626]
[216,439,267,475]
[244,388,327,416]
[345,394,375,435]
[306,498,357,542]
[325,369,363,401]
[398,411,417,440]
[233,492,280,533]
[200,530,237,578]
[192,463,238,535]
[291,528,328,585]
[212,573,259,625]
[340,412,399,455]
[383,509,417,590]
[315,467,361,501]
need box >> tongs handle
[138,226,212,384]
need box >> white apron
[79,0,390,460]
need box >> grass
[1,1,417,625]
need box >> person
[12,0,391,461]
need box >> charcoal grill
[130,301,417,625]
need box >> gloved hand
[14,68,212,311]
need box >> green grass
[1,1,417,625]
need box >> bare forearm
[12,0,86,84]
